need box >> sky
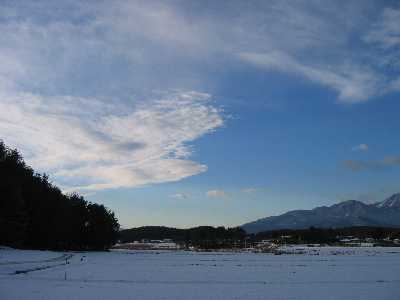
[1,0,400,228]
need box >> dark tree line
[252,226,400,243]
[0,140,119,250]
[119,225,246,249]
[120,225,400,249]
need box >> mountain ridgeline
[242,194,400,234]
[0,140,119,250]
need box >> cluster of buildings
[113,235,400,252]
[338,237,375,247]
[337,236,400,247]
[113,239,180,250]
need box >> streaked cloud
[0,91,223,191]
[344,156,400,171]
[1,1,399,105]
[171,193,190,200]
[0,2,229,192]
[364,8,400,49]
[241,187,260,194]
[1,1,400,194]
[362,7,400,95]
[206,189,227,198]
[239,51,383,103]
[234,4,400,103]
[352,144,369,152]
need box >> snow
[1,247,400,299]
[374,194,400,208]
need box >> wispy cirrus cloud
[352,144,369,152]
[0,91,223,191]
[241,187,263,194]
[171,193,190,200]
[239,51,381,102]
[1,1,399,105]
[344,156,400,172]
[206,189,227,198]
[364,8,400,49]
[0,2,226,192]
[1,1,400,193]
[234,4,400,103]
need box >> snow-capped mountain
[242,193,400,234]
[372,193,400,209]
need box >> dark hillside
[0,140,119,250]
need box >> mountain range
[242,193,400,234]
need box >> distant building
[113,239,180,250]
[360,242,374,247]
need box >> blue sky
[1,0,400,228]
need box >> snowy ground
[1,247,400,300]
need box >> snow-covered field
[1,247,400,300]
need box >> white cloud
[1,1,400,194]
[352,144,369,152]
[238,51,381,103]
[0,91,223,191]
[388,78,400,92]
[0,2,226,192]
[364,8,400,49]
[206,189,227,198]
[344,155,400,172]
[1,1,399,106]
[171,193,190,200]
[241,187,259,194]
[231,4,399,103]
